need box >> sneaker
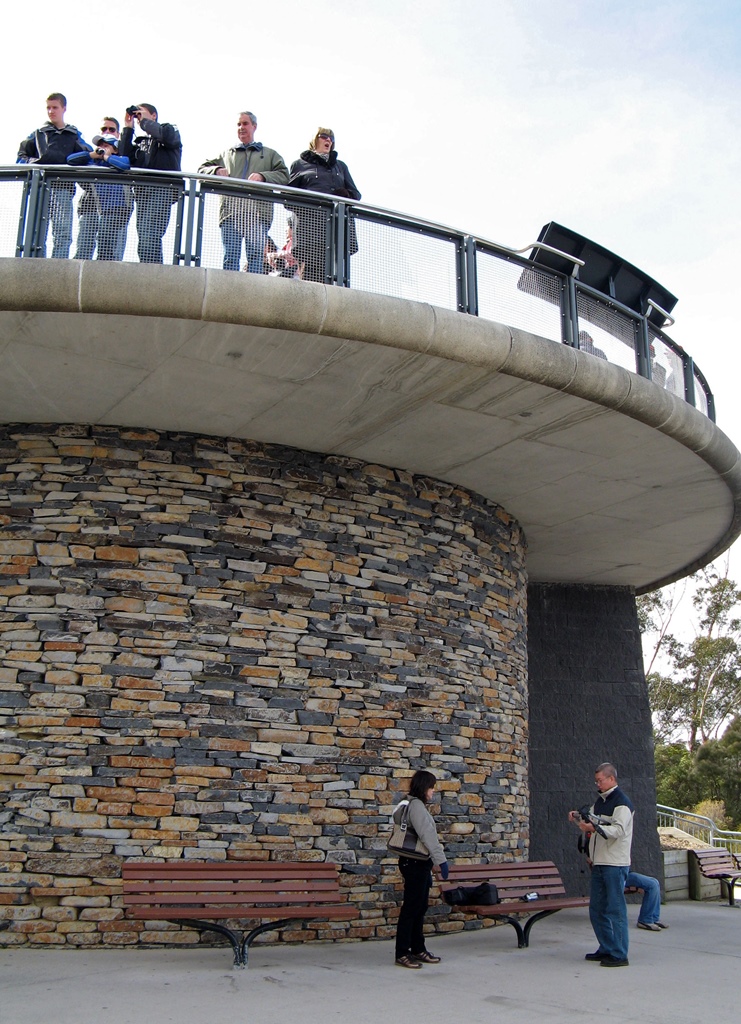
[395,955,422,969]
[584,951,607,962]
[637,921,662,931]
[600,956,629,967]
[412,951,442,964]
[655,921,669,929]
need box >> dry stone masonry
[0,424,528,948]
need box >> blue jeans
[626,870,661,924]
[75,207,98,260]
[590,864,629,960]
[47,182,75,259]
[77,208,130,261]
[220,216,267,273]
[134,185,173,263]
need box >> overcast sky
[4,0,741,585]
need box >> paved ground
[2,900,739,1024]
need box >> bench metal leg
[720,877,739,907]
[497,915,526,948]
[521,908,560,946]
[241,919,294,967]
[179,919,244,968]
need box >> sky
[3,0,741,587]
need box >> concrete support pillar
[527,583,663,895]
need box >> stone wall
[0,424,528,947]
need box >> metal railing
[0,164,715,422]
[657,804,741,854]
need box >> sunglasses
[317,134,333,141]
[100,128,117,134]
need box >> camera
[126,105,139,116]
[573,805,608,838]
[94,148,105,157]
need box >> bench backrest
[122,861,347,911]
[446,860,567,900]
[692,848,737,873]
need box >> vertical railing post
[682,354,697,408]
[180,177,199,267]
[564,277,579,346]
[25,169,49,258]
[454,236,468,313]
[636,318,651,378]
[334,200,347,286]
[464,236,478,316]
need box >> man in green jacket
[199,111,288,273]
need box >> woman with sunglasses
[288,127,361,283]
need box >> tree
[653,742,702,809]
[639,566,741,751]
[694,716,741,827]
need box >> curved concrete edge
[2,257,741,591]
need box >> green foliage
[654,718,741,829]
[640,567,741,750]
[691,800,733,830]
[654,742,702,809]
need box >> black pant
[395,857,432,958]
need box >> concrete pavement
[2,900,738,1024]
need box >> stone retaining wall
[0,425,528,947]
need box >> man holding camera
[67,135,131,261]
[569,762,634,967]
[119,104,182,263]
[199,111,288,273]
[75,117,133,261]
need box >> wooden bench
[122,860,359,967]
[442,860,590,948]
[691,848,741,907]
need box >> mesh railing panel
[35,176,182,264]
[476,249,563,342]
[197,188,298,275]
[0,179,25,257]
[350,217,460,308]
[693,373,709,416]
[648,329,685,398]
[576,290,639,371]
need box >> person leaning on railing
[199,111,288,274]
[119,104,182,264]
[288,128,361,284]
[67,136,131,262]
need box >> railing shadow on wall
[0,164,713,422]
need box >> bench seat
[122,861,358,967]
[442,860,589,947]
[692,849,741,907]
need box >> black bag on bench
[443,881,499,906]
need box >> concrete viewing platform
[2,900,738,1024]
[2,257,740,592]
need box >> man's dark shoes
[600,956,629,967]
[584,951,606,962]
[395,955,422,969]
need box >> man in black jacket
[17,93,91,258]
[119,104,182,263]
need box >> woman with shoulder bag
[392,769,449,969]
